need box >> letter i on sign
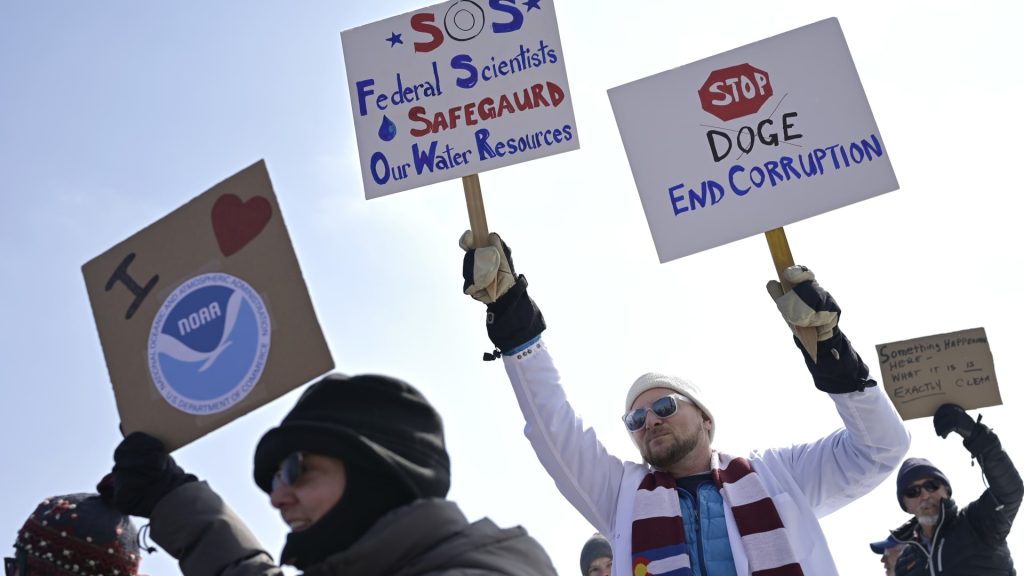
[105,252,159,320]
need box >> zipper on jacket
[677,488,709,576]
[929,501,947,576]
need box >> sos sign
[412,0,527,53]
[698,63,773,122]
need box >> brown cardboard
[876,327,1000,421]
[82,160,333,451]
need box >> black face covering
[279,459,414,570]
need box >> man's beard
[912,499,941,527]
[640,428,699,469]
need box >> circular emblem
[148,273,270,415]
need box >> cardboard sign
[607,18,898,263]
[82,160,334,450]
[876,328,1001,421]
[342,0,579,198]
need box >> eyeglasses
[272,452,307,491]
[5,556,22,576]
[902,479,942,499]
[622,394,691,431]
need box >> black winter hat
[12,492,140,576]
[253,373,450,501]
[579,532,612,575]
[896,457,951,511]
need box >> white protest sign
[608,18,898,263]
[876,327,1001,421]
[342,0,579,199]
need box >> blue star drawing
[524,0,541,11]
[387,32,403,47]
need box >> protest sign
[341,0,579,199]
[876,327,1001,420]
[608,18,898,263]
[82,160,334,450]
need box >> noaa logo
[148,273,270,415]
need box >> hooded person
[883,405,1021,576]
[106,373,558,576]
[7,489,141,576]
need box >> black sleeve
[962,425,1024,543]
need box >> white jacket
[502,339,910,576]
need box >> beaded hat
[12,492,140,576]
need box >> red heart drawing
[211,194,272,257]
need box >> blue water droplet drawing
[378,115,397,142]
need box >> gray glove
[766,266,839,341]
[459,230,516,304]
[766,266,875,394]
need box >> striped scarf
[631,452,804,576]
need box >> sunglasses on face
[5,556,23,576]
[272,452,307,492]
[903,479,942,499]
[622,394,691,432]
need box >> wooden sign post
[463,174,489,248]
[765,227,819,362]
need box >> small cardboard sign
[876,328,1001,421]
[82,160,334,450]
[607,18,899,263]
[342,0,579,198]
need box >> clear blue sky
[2,2,1022,575]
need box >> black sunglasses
[271,452,307,491]
[622,394,691,431]
[903,479,942,499]
[5,556,23,576]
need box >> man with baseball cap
[459,232,911,576]
[105,373,558,575]
[869,534,906,576]
[882,404,1021,575]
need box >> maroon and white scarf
[631,452,804,576]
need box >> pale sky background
[2,2,1023,575]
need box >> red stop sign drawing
[698,64,773,122]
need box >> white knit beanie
[625,373,715,441]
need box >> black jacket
[891,425,1022,576]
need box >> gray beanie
[625,373,715,441]
[579,533,612,575]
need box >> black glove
[111,431,197,517]
[460,232,545,357]
[934,403,978,440]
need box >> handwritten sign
[342,0,579,198]
[876,327,1001,421]
[82,160,334,450]
[607,18,898,263]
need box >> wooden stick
[765,227,819,363]
[463,174,489,248]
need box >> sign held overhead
[608,18,899,263]
[342,0,580,198]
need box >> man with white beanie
[460,232,911,576]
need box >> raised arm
[460,231,627,534]
[764,266,911,515]
[109,432,280,576]
[934,404,1024,542]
